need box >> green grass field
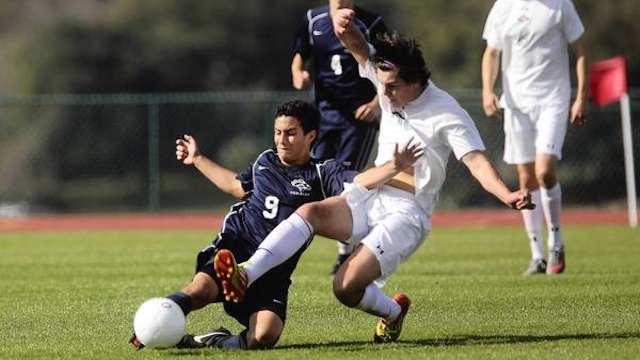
[1,225,639,359]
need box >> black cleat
[176,327,232,349]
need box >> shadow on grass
[276,332,640,350]
[156,332,639,356]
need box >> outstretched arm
[176,134,246,199]
[330,0,370,67]
[461,150,533,210]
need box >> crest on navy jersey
[290,178,312,196]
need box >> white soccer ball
[133,297,186,349]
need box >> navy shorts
[195,232,292,327]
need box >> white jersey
[482,0,585,109]
[360,61,486,214]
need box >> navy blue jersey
[219,149,357,249]
[293,6,388,123]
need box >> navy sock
[217,330,248,349]
[166,292,193,316]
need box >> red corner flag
[589,56,628,107]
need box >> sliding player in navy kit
[129,100,423,350]
[291,4,388,274]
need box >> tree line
[0,0,637,95]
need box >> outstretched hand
[175,134,199,165]
[393,137,424,171]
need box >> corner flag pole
[589,56,637,228]
[620,93,638,227]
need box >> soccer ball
[133,297,186,349]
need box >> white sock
[354,283,400,321]
[541,183,563,249]
[243,212,313,286]
[521,190,545,260]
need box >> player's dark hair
[372,31,431,86]
[275,100,320,134]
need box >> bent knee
[296,202,322,224]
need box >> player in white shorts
[481,0,589,276]
[212,0,533,344]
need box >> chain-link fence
[0,90,638,215]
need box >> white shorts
[503,104,569,164]
[344,184,431,287]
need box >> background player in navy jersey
[291,3,388,274]
[129,100,423,350]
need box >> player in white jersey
[213,0,533,344]
[481,0,589,275]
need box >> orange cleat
[213,249,248,303]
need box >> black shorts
[195,232,292,328]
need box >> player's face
[273,115,316,166]
[376,69,423,110]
